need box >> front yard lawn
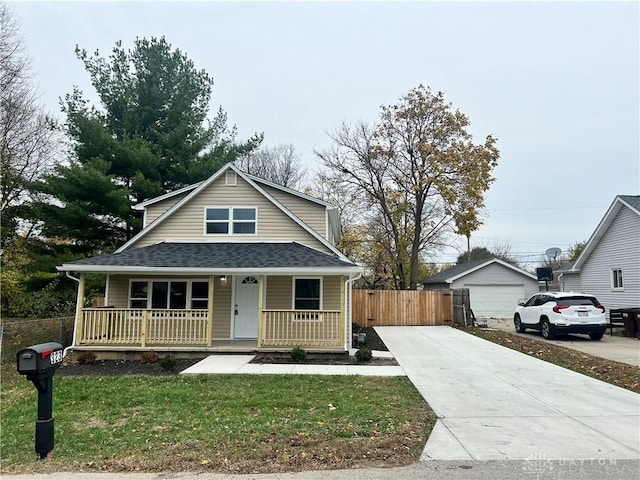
[464,327,640,393]
[0,364,434,474]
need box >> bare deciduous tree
[235,144,307,190]
[0,3,59,242]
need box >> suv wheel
[589,331,604,341]
[541,319,555,340]
[514,314,526,333]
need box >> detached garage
[421,258,539,318]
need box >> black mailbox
[17,342,64,376]
[16,342,64,459]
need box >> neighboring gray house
[558,195,640,313]
[421,258,539,318]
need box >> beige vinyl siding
[144,193,190,227]
[323,276,343,310]
[265,276,292,310]
[264,275,343,310]
[103,275,232,338]
[131,176,329,252]
[106,275,129,307]
[212,277,232,338]
[261,185,328,239]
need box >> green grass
[1,365,434,474]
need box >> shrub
[77,352,97,365]
[290,346,307,362]
[141,350,159,364]
[159,355,177,371]
[352,322,362,333]
[355,347,372,363]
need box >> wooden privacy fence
[352,290,453,327]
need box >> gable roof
[58,242,360,275]
[422,258,537,284]
[118,163,349,261]
[132,183,201,211]
[570,195,640,271]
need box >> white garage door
[466,285,525,319]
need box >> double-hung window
[205,207,256,235]
[611,268,624,290]
[293,278,321,320]
[129,280,209,309]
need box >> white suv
[514,292,607,340]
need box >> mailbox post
[16,342,64,459]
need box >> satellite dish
[545,247,562,260]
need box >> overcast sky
[9,0,640,266]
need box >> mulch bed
[361,327,388,351]
[57,358,204,377]
[57,328,393,375]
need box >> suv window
[524,295,539,307]
[534,295,551,306]
[556,296,598,307]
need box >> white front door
[234,276,259,338]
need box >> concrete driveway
[486,318,640,367]
[375,326,640,462]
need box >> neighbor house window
[129,280,209,309]
[611,269,624,290]
[205,207,256,235]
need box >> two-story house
[558,195,639,314]
[57,163,363,357]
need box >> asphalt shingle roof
[421,258,493,284]
[66,242,356,270]
[620,195,640,212]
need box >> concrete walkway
[487,318,640,366]
[180,352,404,376]
[375,326,640,462]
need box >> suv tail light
[553,305,569,314]
[595,304,605,313]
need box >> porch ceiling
[57,241,361,275]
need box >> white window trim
[225,170,237,186]
[611,268,624,291]
[203,206,258,236]
[292,277,323,321]
[128,278,210,309]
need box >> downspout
[345,271,363,351]
[63,272,80,359]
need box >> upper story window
[611,268,624,290]
[205,207,257,235]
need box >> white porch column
[257,275,264,348]
[74,273,86,345]
[207,275,215,347]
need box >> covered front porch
[75,307,345,350]
[59,242,363,354]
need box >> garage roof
[422,258,537,284]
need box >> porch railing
[80,308,208,346]
[260,310,343,348]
